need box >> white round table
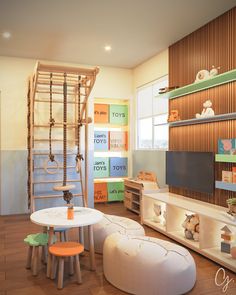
[30,207,103,272]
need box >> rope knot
[49,118,55,126]
[76,154,84,162]
[49,154,55,162]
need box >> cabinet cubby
[141,192,236,272]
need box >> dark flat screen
[166,151,214,194]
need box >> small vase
[67,207,74,220]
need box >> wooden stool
[24,233,49,276]
[49,242,84,289]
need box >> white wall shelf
[215,154,236,163]
[155,69,236,100]
[141,192,236,273]
[168,112,236,127]
[215,181,236,192]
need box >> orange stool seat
[49,242,84,257]
[48,242,84,289]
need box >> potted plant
[226,198,236,215]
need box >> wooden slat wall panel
[168,7,236,207]
[169,8,236,88]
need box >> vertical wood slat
[168,7,236,207]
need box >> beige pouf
[84,214,145,254]
[103,233,196,295]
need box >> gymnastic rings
[44,157,59,174]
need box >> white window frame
[136,75,168,150]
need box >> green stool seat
[24,233,49,246]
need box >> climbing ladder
[27,62,99,212]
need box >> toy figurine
[195,100,215,118]
[168,110,180,122]
[221,225,233,254]
[182,214,200,241]
[153,203,162,223]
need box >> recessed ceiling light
[2,31,11,39]
[104,45,112,52]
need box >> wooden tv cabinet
[141,192,236,272]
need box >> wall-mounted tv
[166,151,214,194]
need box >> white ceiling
[0,0,235,69]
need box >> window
[136,76,168,150]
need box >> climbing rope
[44,73,59,174]
[63,72,67,186]
[75,75,84,173]
[62,72,73,203]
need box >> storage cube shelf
[94,98,130,204]
[141,192,236,272]
[124,178,160,215]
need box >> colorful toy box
[109,157,128,177]
[107,181,124,201]
[222,171,233,183]
[94,182,108,203]
[94,104,109,123]
[109,105,128,125]
[218,138,236,154]
[110,131,128,151]
[94,131,109,151]
[94,157,109,178]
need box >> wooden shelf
[215,181,236,192]
[141,192,236,273]
[215,154,236,163]
[143,218,166,234]
[128,207,140,214]
[132,200,140,205]
[168,112,236,127]
[202,247,236,271]
[168,231,200,250]
[155,69,236,99]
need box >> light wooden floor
[0,202,235,295]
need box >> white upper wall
[133,49,168,89]
[0,56,133,150]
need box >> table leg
[46,226,54,278]
[88,225,95,271]
[78,227,84,245]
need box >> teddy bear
[195,100,215,119]
[182,214,200,241]
[168,110,180,122]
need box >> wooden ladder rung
[34,165,76,170]
[32,152,76,155]
[34,99,85,104]
[33,179,81,185]
[33,193,83,199]
[34,124,77,128]
[36,90,75,95]
[37,81,77,87]
[34,139,78,142]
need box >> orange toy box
[94,104,109,123]
[94,182,108,203]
